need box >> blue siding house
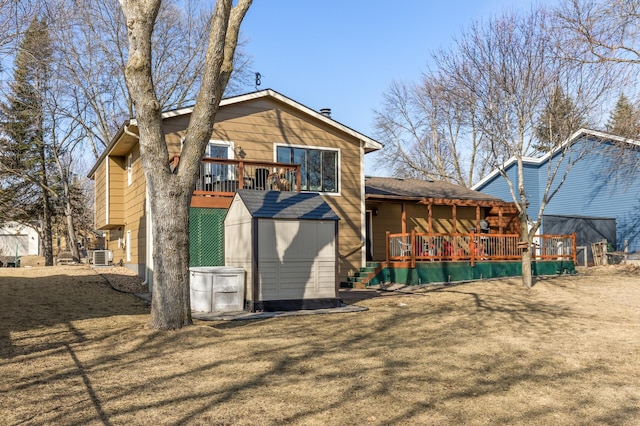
[473,129,640,256]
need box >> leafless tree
[51,0,252,159]
[556,0,640,66]
[118,0,252,329]
[374,71,491,187]
[556,0,640,183]
[437,7,611,287]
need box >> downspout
[142,186,153,292]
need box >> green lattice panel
[189,207,227,267]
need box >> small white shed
[0,222,39,257]
[224,190,340,312]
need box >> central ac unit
[93,250,112,266]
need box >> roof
[88,88,383,178]
[233,190,340,220]
[365,176,505,203]
[472,128,640,191]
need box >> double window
[276,146,338,193]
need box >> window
[276,146,338,193]
[203,141,234,183]
[127,154,133,186]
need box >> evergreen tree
[606,94,640,139]
[534,86,585,152]
[0,17,55,265]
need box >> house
[364,176,519,263]
[87,89,383,287]
[472,129,640,262]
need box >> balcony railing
[193,158,301,197]
[386,231,577,267]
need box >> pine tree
[534,86,585,152]
[606,94,640,139]
[0,17,55,265]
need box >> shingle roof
[365,176,505,202]
[235,190,340,220]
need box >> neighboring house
[87,89,382,286]
[0,222,39,258]
[472,129,640,260]
[364,176,519,262]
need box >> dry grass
[0,265,639,425]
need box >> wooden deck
[386,230,577,268]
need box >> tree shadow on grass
[2,269,639,425]
[0,269,149,360]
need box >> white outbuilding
[224,190,340,312]
[0,222,39,258]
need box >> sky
[240,0,559,175]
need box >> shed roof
[234,190,340,220]
[365,176,505,203]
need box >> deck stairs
[340,262,384,289]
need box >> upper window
[203,141,234,182]
[207,141,232,159]
[276,146,338,193]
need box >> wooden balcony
[190,158,301,208]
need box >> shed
[224,190,340,312]
[0,222,39,257]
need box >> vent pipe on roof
[320,108,331,117]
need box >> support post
[411,229,416,269]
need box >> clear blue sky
[240,0,558,175]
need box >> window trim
[274,143,341,195]
[206,140,234,159]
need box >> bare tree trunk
[149,186,192,328]
[521,248,534,289]
[63,180,80,262]
[119,0,251,330]
[519,213,534,289]
[40,184,54,266]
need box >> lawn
[1,265,639,425]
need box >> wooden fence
[386,230,577,267]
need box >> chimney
[319,108,331,118]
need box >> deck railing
[386,230,577,267]
[193,158,301,197]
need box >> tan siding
[455,207,477,233]
[369,203,403,261]
[108,156,125,225]
[94,162,107,228]
[123,145,146,265]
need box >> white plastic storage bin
[189,266,245,312]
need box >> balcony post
[238,161,244,189]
